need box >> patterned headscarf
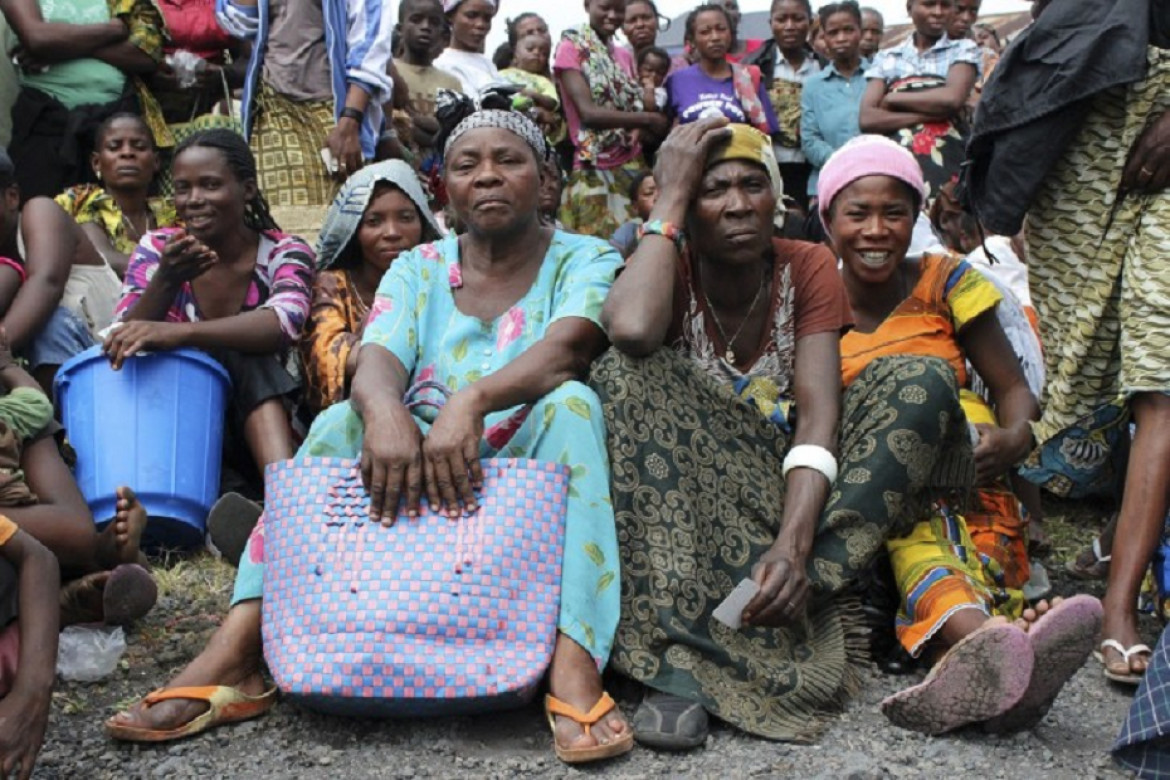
[705,124,787,228]
[442,106,552,166]
[314,160,442,271]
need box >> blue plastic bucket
[55,346,231,549]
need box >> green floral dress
[233,230,623,665]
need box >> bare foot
[1013,598,1060,632]
[107,602,266,732]
[1099,608,1150,676]
[60,571,109,626]
[547,633,629,752]
[99,486,148,569]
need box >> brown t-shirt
[396,62,464,117]
[669,238,853,398]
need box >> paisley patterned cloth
[591,348,974,741]
[235,230,625,665]
[1021,47,1170,498]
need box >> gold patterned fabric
[558,158,647,239]
[591,348,974,742]
[250,82,340,208]
[109,0,174,149]
[1022,47,1170,496]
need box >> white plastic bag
[56,625,126,682]
[167,50,207,89]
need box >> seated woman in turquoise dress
[104,109,632,764]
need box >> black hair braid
[174,128,280,232]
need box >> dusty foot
[1013,598,1059,632]
[1099,608,1150,677]
[59,571,109,626]
[107,650,266,733]
[107,603,266,733]
[99,486,148,569]
[548,635,629,752]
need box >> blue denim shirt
[800,61,869,197]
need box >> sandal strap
[546,692,617,737]
[1092,537,1112,563]
[143,686,235,707]
[1100,639,1153,661]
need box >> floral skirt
[590,347,974,741]
[889,76,967,206]
[558,158,647,239]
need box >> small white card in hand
[712,578,760,629]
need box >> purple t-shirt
[665,64,779,132]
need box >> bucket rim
[56,345,232,387]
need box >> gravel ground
[30,497,1154,779]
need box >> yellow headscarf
[704,124,786,227]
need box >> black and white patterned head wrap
[437,89,551,165]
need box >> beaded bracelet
[637,219,686,252]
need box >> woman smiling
[104,129,313,498]
[595,120,976,749]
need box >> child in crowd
[665,5,778,132]
[395,0,465,161]
[500,34,565,144]
[608,171,658,258]
[435,0,500,96]
[745,0,820,212]
[801,1,867,220]
[0,513,58,779]
[637,46,671,111]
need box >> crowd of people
[0,0,1166,774]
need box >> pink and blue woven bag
[261,444,569,716]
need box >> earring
[95,170,102,181]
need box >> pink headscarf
[816,135,927,230]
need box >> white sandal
[1094,638,1152,685]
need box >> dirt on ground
[30,496,1154,779]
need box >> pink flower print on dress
[484,407,532,450]
[367,296,394,323]
[419,243,441,261]
[247,515,267,564]
[448,261,464,288]
[496,306,526,351]
[414,364,436,385]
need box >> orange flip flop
[545,691,635,764]
[105,685,277,743]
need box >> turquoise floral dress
[233,230,623,665]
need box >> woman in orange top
[301,160,441,416]
[819,135,1101,737]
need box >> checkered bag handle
[402,380,451,413]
